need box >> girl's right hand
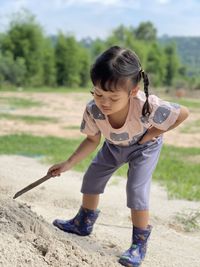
[47,161,71,177]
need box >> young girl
[47,46,189,267]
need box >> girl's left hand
[138,125,162,145]
[138,136,158,145]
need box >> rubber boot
[53,206,100,236]
[119,224,153,267]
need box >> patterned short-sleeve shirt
[80,90,181,146]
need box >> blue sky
[0,0,199,40]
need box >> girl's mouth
[101,106,111,111]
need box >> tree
[164,44,179,86]
[145,43,167,86]
[90,38,106,60]
[106,25,133,48]
[78,46,90,87]
[55,33,80,87]
[135,22,157,42]
[1,10,45,86]
[43,37,56,86]
[0,51,27,86]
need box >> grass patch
[173,209,200,232]
[0,96,42,108]
[154,145,200,201]
[166,97,200,110]
[0,113,58,124]
[181,119,200,133]
[0,86,89,93]
[0,134,94,173]
[0,134,199,201]
[0,133,126,175]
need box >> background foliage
[0,10,199,90]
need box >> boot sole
[118,258,141,267]
[53,220,91,236]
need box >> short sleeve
[147,95,181,131]
[80,107,100,136]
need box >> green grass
[153,145,200,201]
[181,119,200,133]
[0,86,89,93]
[0,134,199,201]
[0,134,93,173]
[0,96,42,108]
[166,97,200,110]
[0,113,58,124]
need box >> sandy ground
[0,155,200,267]
[0,92,200,266]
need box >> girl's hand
[137,136,158,145]
[138,126,162,145]
[47,161,71,177]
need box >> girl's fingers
[52,171,61,177]
[48,165,63,177]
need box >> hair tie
[139,69,144,74]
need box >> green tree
[0,51,27,86]
[135,21,157,42]
[78,46,90,87]
[90,38,106,60]
[55,33,80,87]
[54,33,67,86]
[164,44,179,86]
[112,24,130,43]
[106,25,133,48]
[43,37,56,86]
[1,10,45,86]
[146,43,166,86]
[105,25,148,66]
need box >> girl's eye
[94,92,102,97]
[91,91,119,101]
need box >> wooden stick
[13,173,53,199]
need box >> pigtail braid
[141,70,151,117]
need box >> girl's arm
[139,105,189,144]
[48,133,101,177]
[67,133,101,168]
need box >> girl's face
[92,84,139,115]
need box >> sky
[0,0,199,40]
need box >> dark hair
[90,46,151,117]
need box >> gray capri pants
[81,136,163,210]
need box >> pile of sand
[0,198,121,267]
[0,155,200,267]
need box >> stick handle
[13,173,53,199]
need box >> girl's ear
[130,85,140,96]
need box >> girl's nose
[101,96,111,105]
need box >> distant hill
[159,36,200,76]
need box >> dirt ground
[0,91,200,267]
[0,155,200,267]
[0,91,200,147]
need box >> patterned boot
[53,206,100,236]
[119,224,153,267]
